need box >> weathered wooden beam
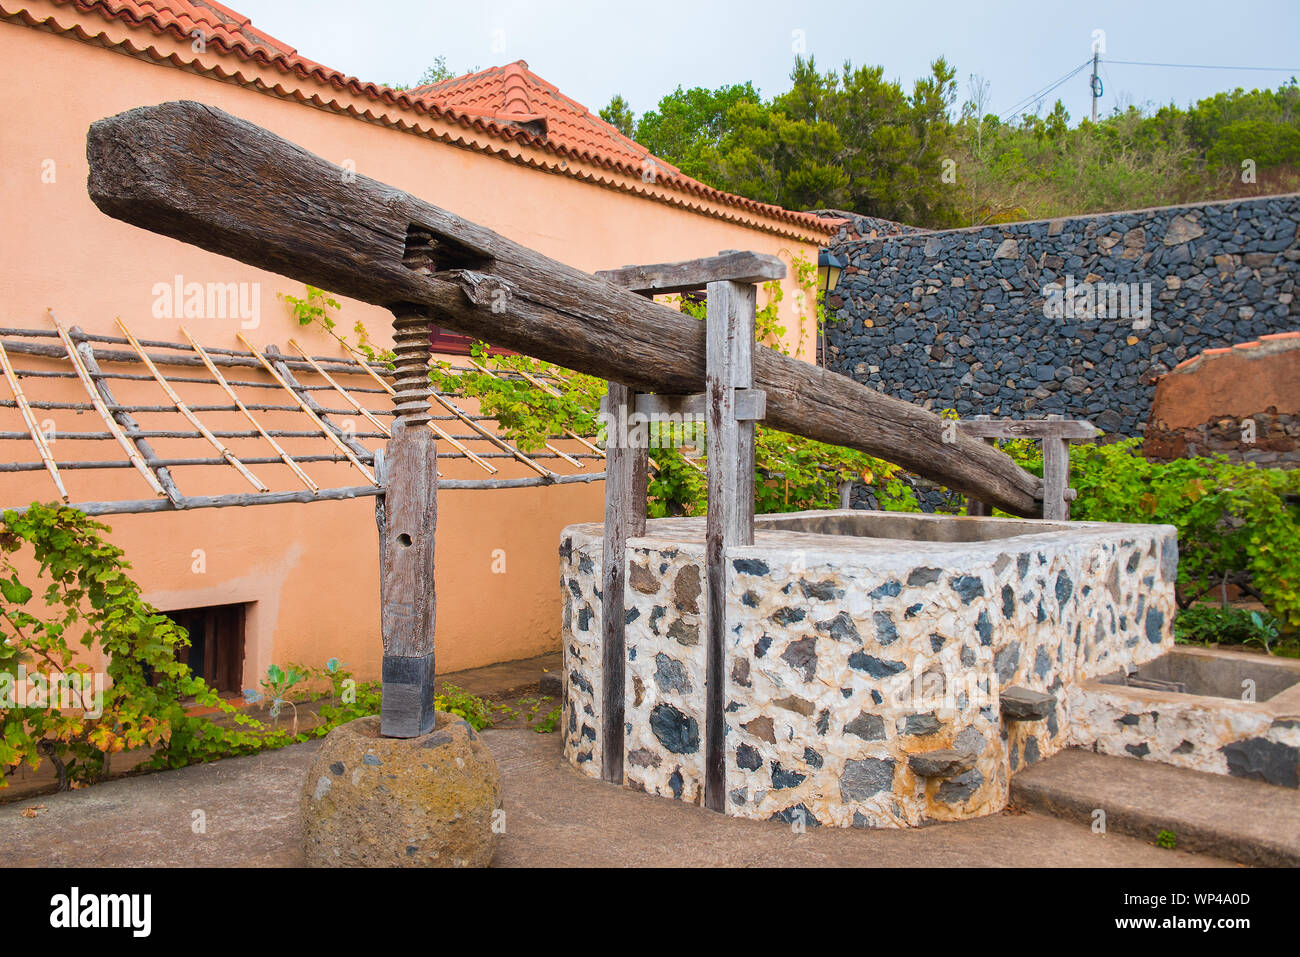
[616,390,766,422]
[599,381,648,784]
[1041,435,1072,522]
[704,279,757,812]
[957,419,1097,441]
[594,251,786,295]
[84,101,1041,516]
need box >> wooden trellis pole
[50,315,167,500]
[182,327,319,493]
[0,338,67,501]
[466,358,584,469]
[333,338,499,475]
[116,317,267,493]
[238,333,377,486]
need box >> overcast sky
[230,0,1300,124]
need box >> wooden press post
[703,279,757,811]
[378,305,439,737]
[958,417,1096,521]
[599,380,648,783]
[595,252,777,800]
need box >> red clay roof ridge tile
[21,1,837,237]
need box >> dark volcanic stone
[736,743,763,771]
[771,762,806,789]
[903,712,942,736]
[1000,685,1055,720]
[1145,606,1166,644]
[800,578,843,601]
[937,769,985,804]
[845,711,887,741]
[907,566,943,586]
[667,616,699,646]
[908,749,977,777]
[649,703,700,754]
[628,561,659,595]
[673,564,701,613]
[780,636,819,682]
[771,606,806,626]
[1055,570,1073,607]
[653,653,692,694]
[816,611,860,642]
[869,580,902,599]
[873,611,899,646]
[848,652,907,678]
[769,803,821,827]
[840,757,896,801]
[950,575,986,603]
[1220,738,1300,788]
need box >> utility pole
[1090,48,1102,123]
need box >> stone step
[1011,747,1300,867]
[907,749,977,778]
[1000,685,1055,720]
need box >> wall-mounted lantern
[817,251,846,367]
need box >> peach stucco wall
[0,17,826,682]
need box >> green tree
[634,82,762,181]
[600,94,637,138]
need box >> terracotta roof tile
[21,1,834,238]
[409,60,682,177]
[1167,329,1300,375]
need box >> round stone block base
[301,713,501,867]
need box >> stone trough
[1071,645,1300,788]
[561,509,1180,827]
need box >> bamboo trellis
[0,320,607,517]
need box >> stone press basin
[561,509,1178,827]
[1071,646,1300,788]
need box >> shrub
[0,504,265,789]
[1007,440,1300,630]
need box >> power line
[999,60,1090,118]
[1107,59,1300,73]
[999,60,1091,121]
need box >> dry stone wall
[824,193,1300,437]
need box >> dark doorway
[166,604,246,695]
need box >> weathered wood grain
[595,251,786,295]
[957,419,1097,440]
[704,279,756,811]
[599,381,648,784]
[85,101,1041,515]
[378,423,438,737]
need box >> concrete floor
[0,729,1235,868]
